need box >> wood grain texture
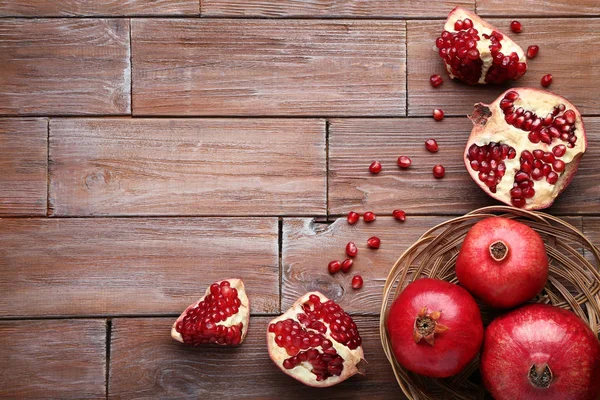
[0,19,130,116]
[131,19,405,116]
[477,0,600,16]
[0,118,48,216]
[201,0,472,17]
[407,18,600,116]
[328,118,600,216]
[0,0,198,16]
[0,218,278,317]
[109,316,400,399]
[0,320,106,399]
[282,216,448,313]
[49,118,326,216]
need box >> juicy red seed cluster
[467,142,516,194]
[436,20,483,85]
[500,91,578,147]
[510,149,564,207]
[483,31,526,84]
[175,280,243,346]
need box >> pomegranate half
[482,304,600,400]
[172,278,249,346]
[465,88,586,210]
[267,292,365,387]
[436,7,527,84]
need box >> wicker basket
[379,206,600,400]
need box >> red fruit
[172,279,249,346]
[368,161,382,174]
[527,45,539,59]
[465,88,587,210]
[351,275,363,290]
[363,212,376,222]
[433,164,445,178]
[328,260,341,274]
[510,20,522,33]
[433,108,444,121]
[367,236,380,249]
[345,241,358,257]
[347,211,360,225]
[386,278,484,378]
[392,209,406,221]
[341,259,353,273]
[267,292,365,387]
[541,73,553,87]
[430,74,443,87]
[425,139,439,153]
[481,304,600,400]
[436,7,527,85]
[456,217,548,308]
[397,156,412,168]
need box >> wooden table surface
[0,1,599,398]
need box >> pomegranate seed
[547,171,559,184]
[510,20,522,33]
[346,242,358,257]
[367,236,380,249]
[433,108,444,121]
[432,164,445,179]
[369,161,382,174]
[429,74,443,88]
[541,74,553,87]
[328,260,341,274]
[425,139,439,153]
[392,209,406,222]
[341,259,353,273]
[347,211,359,225]
[397,156,412,168]
[553,159,565,173]
[363,212,376,223]
[351,275,363,290]
[526,45,539,59]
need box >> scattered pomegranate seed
[367,236,381,249]
[328,260,341,274]
[541,74,553,87]
[526,45,539,59]
[393,209,406,221]
[429,74,443,88]
[369,161,382,174]
[510,20,522,33]
[425,139,439,153]
[347,211,360,225]
[433,164,446,179]
[363,212,376,223]
[341,259,353,273]
[351,275,363,290]
[346,242,358,257]
[433,108,445,121]
[397,156,412,168]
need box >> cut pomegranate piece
[436,8,527,84]
[541,73,553,87]
[267,292,365,387]
[430,74,443,87]
[347,211,360,225]
[465,88,587,210]
[510,20,522,33]
[368,161,382,174]
[172,278,249,346]
[397,156,412,168]
[526,45,539,59]
[351,276,363,290]
[393,209,406,221]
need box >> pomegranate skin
[386,278,484,378]
[482,304,600,400]
[456,217,548,309]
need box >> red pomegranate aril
[553,159,565,172]
[347,211,360,225]
[526,45,539,59]
[433,165,445,179]
[425,139,439,153]
[546,172,559,184]
[328,260,341,274]
[393,209,406,222]
[433,109,444,121]
[341,259,353,273]
[430,74,443,87]
[368,161,382,174]
[397,156,412,168]
[345,242,358,257]
[541,74,553,87]
[351,275,363,290]
[363,212,376,223]
[367,236,380,249]
[510,20,522,33]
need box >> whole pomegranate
[386,278,484,378]
[482,304,600,400]
[456,217,548,309]
[172,278,249,346]
[465,88,587,210]
[436,7,526,84]
[267,292,365,387]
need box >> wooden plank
[131,19,405,116]
[0,19,130,116]
[49,118,326,216]
[0,319,106,399]
[282,216,448,313]
[0,0,198,16]
[328,118,600,216]
[407,18,600,116]
[109,316,401,399]
[0,218,278,317]
[201,0,473,18]
[477,0,600,16]
[0,118,48,216]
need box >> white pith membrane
[267,292,365,388]
[465,88,586,210]
[440,8,526,84]
[171,278,250,346]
